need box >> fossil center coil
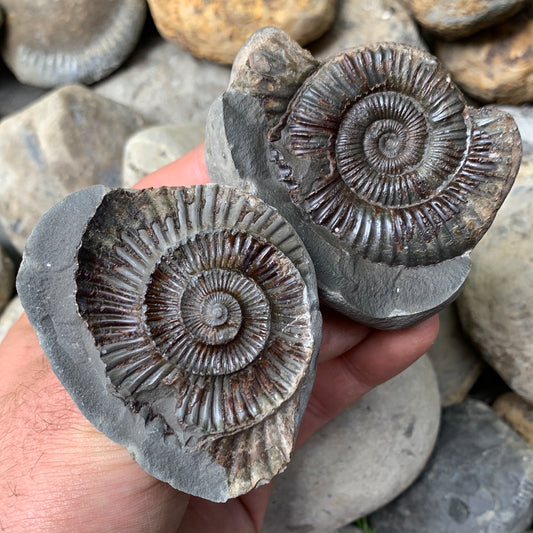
[74,186,318,437]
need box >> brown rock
[403,0,527,39]
[146,0,336,65]
[434,6,533,104]
[494,392,533,447]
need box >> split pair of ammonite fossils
[18,28,521,501]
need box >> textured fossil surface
[0,0,146,87]
[206,27,522,329]
[17,184,321,501]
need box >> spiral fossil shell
[205,28,521,328]
[271,43,520,267]
[75,185,317,436]
[0,0,146,87]
[17,183,321,501]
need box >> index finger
[133,143,209,189]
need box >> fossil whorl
[205,28,522,328]
[271,43,521,267]
[17,183,321,501]
[0,0,146,87]
[75,185,318,438]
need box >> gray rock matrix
[16,184,322,502]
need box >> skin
[0,144,439,533]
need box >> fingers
[133,142,209,189]
[178,484,273,533]
[319,307,371,363]
[297,314,439,446]
[332,313,440,389]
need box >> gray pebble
[263,355,440,532]
[370,399,533,533]
[122,123,204,186]
[0,84,147,253]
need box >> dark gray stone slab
[370,399,533,533]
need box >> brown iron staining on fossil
[72,185,321,499]
[205,28,522,329]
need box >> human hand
[0,144,438,532]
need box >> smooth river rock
[371,399,533,533]
[95,36,230,125]
[309,0,426,60]
[262,355,440,532]
[0,84,147,253]
[147,0,336,65]
[457,106,533,402]
[435,5,533,104]
[402,0,528,39]
[122,123,205,187]
[428,303,484,406]
[0,246,15,314]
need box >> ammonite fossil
[17,184,321,501]
[0,0,146,87]
[206,27,522,329]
